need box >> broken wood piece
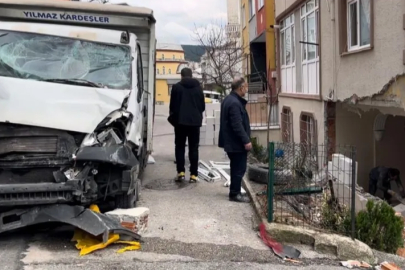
[381,261,402,270]
[340,260,371,269]
[284,258,301,263]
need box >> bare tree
[193,23,243,99]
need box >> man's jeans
[227,151,248,197]
[175,125,200,176]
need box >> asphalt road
[0,104,347,269]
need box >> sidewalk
[139,104,270,258]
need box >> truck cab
[0,0,156,209]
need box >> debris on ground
[148,155,156,164]
[72,205,142,256]
[379,261,402,270]
[340,260,372,269]
[105,207,149,235]
[258,223,301,260]
[198,160,221,182]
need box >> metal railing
[253,142,357,239]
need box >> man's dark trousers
[227,151,248,197]
[175,125,200,176]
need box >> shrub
[355,200,404,254]
[250,137,268,164]
[320,192,352,235]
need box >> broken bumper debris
[0,204,141,243]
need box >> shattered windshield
[0,30,132,89]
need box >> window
[136,44,144,103]
[168,69,171,74]
[280,14,296,93]
[162,53,165,59]
[280,14,295,66]
[338,0,372,53]
[242,4,246,28]
[347,0,371,50]
[258,0,264,9]
[157,69,159,74]
[300,113,318,167]
[300,0,319,95]
[281,107,293,143]
[162,66,166,75]
[173,54,175,60]
[248,0,255,19]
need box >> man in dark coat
[169,68,205,182]
[218,77,251,203]
[369,166,405,202]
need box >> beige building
[275,0,405,193]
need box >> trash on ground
[198,160,221,182]
[258,223,301,259]
[380,261,402,270]
[72,204,142,256]
[148,155,156,164]
[340,260,372,269]
[209,160,230,169]
[213,165,246,195]
[397,247,405,258]
[105,207,149,235]
[284,258,301,263]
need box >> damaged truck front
[0,0,156,211]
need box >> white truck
[0,0,156,210]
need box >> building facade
[276,0,405,193]
[155,43,187,104]
[240,0,280,145]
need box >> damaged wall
[335,102,378,191]
[320,0,405,101]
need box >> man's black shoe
[229,194,251,203]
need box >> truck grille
[0,137,58,156]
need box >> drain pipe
[331,0,337,101]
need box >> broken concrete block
[106,207,149,235]
[265,222,375,264]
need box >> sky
[109,0,228,45]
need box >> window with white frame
[280,14,295,93]
[300,0,319,95]
[249,0,255,19]
[242,4,246,28]
[258,0,264,9]
[347,0,371,51]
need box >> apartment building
[276,0,405,192]
[240,0,280,145]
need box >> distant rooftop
[157,43,184,52]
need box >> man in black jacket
[369,166,405,202]
[169,68,205,183]
[218,77,251,203]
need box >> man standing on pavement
[169,67,205,183]
[218,77,251,203]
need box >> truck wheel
[114,190,136,209]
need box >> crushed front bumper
[0,204,141,242]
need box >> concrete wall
[320,0,405,101]
[335,103,378,190]
[278,96,324,145]
[275,0,297,18]
[251,128,281,146]
[249,14,257,42]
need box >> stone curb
[242,176,376,264]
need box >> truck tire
[247,164,293,185]
[247,164,269,184]
[114,189,136,209]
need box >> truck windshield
[0,30,132,89]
